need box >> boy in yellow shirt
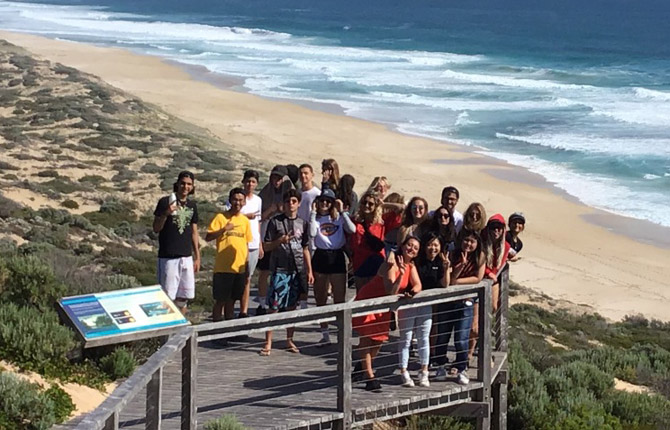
[206,188,253,322]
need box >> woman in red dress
[352,236,422,392]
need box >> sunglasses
[363,200,376,208]
[438,212,450,219]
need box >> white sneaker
[435,366,447,381]
[457,371,470,386]
[418,370,430,387]
[400,371,415,387]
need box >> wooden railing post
[102,412,118,430]
[335,308,353,430]
[496,266,509,352]
[493,266,509,430]
[181,331,197,430]
[476,284,492,430]
[146,367,163,430]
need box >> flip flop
[285,344,300,354]
[259,348,271,356]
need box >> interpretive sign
[59,285,189,347]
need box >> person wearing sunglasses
[309,189,356,346]
[397,196,430,245]
[427,205,456,253]
[350,191,402,290]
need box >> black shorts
[312,249,347,274]
[212,272,246,302]
[257,251,272,271]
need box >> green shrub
[43,385,75,423]
[0,304,75,374]
[60,199,79,209]
[78,174,106,185]
[99,347,137,380]
[41,178,87,195]
[36,170,59,178]
[0,255,67,310]
[0,372,57,430]
[204,414,247,430]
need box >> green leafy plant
[99,347,137,380]
[0,304,75,375]
[43,385,75,423]
[0,255,67,310]
[204,414,247,430]
[0,372,58,430]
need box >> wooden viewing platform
[61,267,509,430]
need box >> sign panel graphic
[59,286,189,341]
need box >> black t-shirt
[154,196,199,258]
[505,231,523,254]
[416,257,446,290]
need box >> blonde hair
[368,176,391,194]
[463,202,487,233]
[355,190,383,225]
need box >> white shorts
[157,256,195,300]
[247,248,260,280]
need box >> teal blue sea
[1,0,669,225]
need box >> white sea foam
[496,133,670,157]
[634,87,670,102]
[455,112,479,126]
[482,151,670,228]
[441,70,590,90]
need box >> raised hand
[335,199,344,213]
[441,250,451,269]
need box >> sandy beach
[1,31,669,322]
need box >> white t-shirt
[241,194,262,250]
[298,186,321,222]
[453,209,464,234]
[312,215,348,250]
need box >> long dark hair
[429,205,456,245]
[337,174,356,210]
[452,229,483,268]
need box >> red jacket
[350,212,402,270]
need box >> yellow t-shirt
[207,212,252,274]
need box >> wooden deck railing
[70,265,510,430]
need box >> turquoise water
[1,0,669,226]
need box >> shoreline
[169,54,670,251]
[1,30,670,322]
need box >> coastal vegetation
[0,39,668,429]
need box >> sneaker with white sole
[417,370,430,387]
[435,366,447,381]
[457,371,470,386]
[317,333,331,347]
[400,371,415,387]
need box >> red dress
[352,264,413,342]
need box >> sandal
[259,348,271,356]
[285,344,300,354]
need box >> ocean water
[1,0,669,226]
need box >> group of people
[152,161,526,392]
